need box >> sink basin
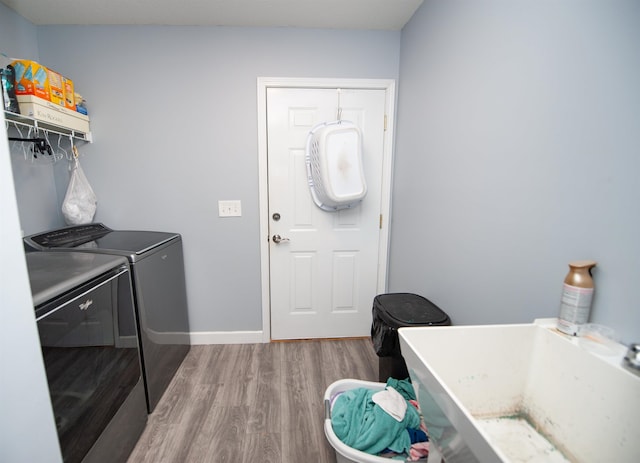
[398,320,640,462]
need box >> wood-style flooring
[128,338,379,463]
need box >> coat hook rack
[8,136,53,157]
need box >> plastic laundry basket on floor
[324,379,402,463]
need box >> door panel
[267,87,386,339]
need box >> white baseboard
[189,330,266,345]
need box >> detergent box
[47,67,65,107]
[11,59,49,100]
[63,76,75,110]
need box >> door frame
[257,77,396,342]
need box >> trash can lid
[374,293,450,327]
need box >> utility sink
[398,320,640,462]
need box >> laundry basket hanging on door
[305,120,367,211]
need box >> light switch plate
[218,200,242,217]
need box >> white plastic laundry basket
[306,120,367,211]
[324,379,399,463]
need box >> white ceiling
[1,0,424,30]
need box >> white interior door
[266,86,388,340]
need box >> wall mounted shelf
[4,110,92,143]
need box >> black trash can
[371,293,451,382]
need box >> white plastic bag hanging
[62,150,97,225]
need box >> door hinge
[379,214,383,229]
[384,115,387,131]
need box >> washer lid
[26,252,128,306]
[25,223,179,255]
[26,223,112,248]
[75,230,178,255]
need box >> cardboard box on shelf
[1,64,20,113]
[63,77,75,110]
[47,68,65,107]
[74,92,88,115]
[12,59,50,100]
[17,94,90,134]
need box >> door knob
[272,234,290,244]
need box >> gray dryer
[26,223,191,412]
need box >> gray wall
[1,5,62,461]
[9,23,400,335]
[5,0,638,345]
[2,3,66,234]
[0,128,62,463]
[2,9,398,454]
[391,0,640,344]
[3,0,639,456]
[0,129,62,463]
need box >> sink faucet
[623,343,640,375]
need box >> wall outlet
[218,200,242,217]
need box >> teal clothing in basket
[386,378,416,401]
[331,382,420,455]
